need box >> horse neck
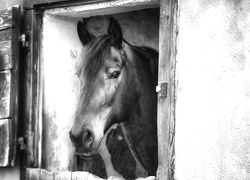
[123,42,158,145]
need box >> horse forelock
[78,35,111,81]
[77,35,112,106]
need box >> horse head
[69,18,138,157]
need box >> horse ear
[77,21,94,45]
[108,17,123,49]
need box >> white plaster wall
[42,14,81,171]
[175,0,250,179]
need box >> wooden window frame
[23,0,178,179]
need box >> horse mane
[77,35,111,82]
[128,43,159,85]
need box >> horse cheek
[105,80,119,104]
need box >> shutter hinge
[18,137,26,150]
[20,34,29,49]
[156,82,168,97]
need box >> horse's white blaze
[91,107,112,149]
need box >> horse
[69,17,158,179]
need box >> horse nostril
[69,130,94,149]
[69,131,79,147]
[82,130,94,148]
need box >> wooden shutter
[0,6,20,167]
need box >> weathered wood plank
[0,6,19,30]
[0,29,11,41]
[24,0,159,9]
[26,168,41,180]
[71,171,90,180]
[0,118,12,167]
[44,0,159,18]
[25,169,155,180]
[0,26,19,72]
[0,70,11,119]
[0,31,12,70]
[22,9,44,168]
[0,6,20,167]
[0,7,14,30]
[54,171,72,180]
[24,0,96,9]
[40,169,54,180]
[157,0,178,180]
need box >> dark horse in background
[69,17,158,179]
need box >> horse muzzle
[69,129,97,157]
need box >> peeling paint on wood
[0,7,15,30]
[0,30,12,70]
[0,6,20,167]
[0,71,11,119]
[0,118,12,167]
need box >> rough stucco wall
[175,0,250,179]
[42,15,81,171]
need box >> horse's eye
[110,71,120,79]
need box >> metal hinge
[156,82,168,97]
[20,34,29,49]
[18,137,26,150]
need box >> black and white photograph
[0,0,250,180]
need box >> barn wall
[175,0,250,179]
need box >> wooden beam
[157,0,178,179]
[22,9,44,168]
[24,0,159,10]
[54,171,72,180]
[43,0,159,18]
